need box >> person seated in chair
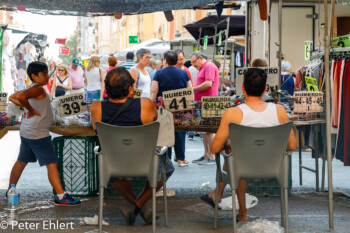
[91,67,174,225]
[201,68,297,222]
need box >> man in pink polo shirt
[68,58,87,94]
[190,51,219,165]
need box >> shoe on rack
[177,160,189,167]
[188,135,194,140]
[192,156,206,163]
[54,193,81,206]
[198,158,216,165]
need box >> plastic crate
[53,136,99,197]
[104,178,147,200]
[246,157,292,197]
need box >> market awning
[0,0,228,16]
[184,15,245,45]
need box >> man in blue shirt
[281,61,294,104]
[150,50,192,167]
[120,52,136,71]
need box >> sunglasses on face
[58,69,64,72]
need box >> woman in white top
[50,64,72,99]
[85,56,104,102]
[130,48,151,98]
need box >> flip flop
[200,194,221,209]
[236,214,249,223]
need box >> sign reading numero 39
[163,88,194,112]
[57,93,86,117]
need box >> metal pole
[221,17,230,94]
[244,1,248,67]
[213,25,217,60]
[277,0,282,91]
[324,0,334,228]
[230,42,235,84]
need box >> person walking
[130,49,152,98]
[190,51,219,165]
[102,56,118,100]
[68,58,87,94]
[120,52,136,70]
[50,64,72,99]
[85,56,104,102]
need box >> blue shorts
[18,136,58,167]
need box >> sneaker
[177,160,189,167]
[54,193,81,206]
[192,156,206,163]
[198,158,216,165]
[188,135,194,140]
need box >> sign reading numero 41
[57,93,86,117]
[294,91,323,113]
[163,88,194,112]
[201,96,231,118]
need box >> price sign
[236,67,280,96]
[294,91,323,113]
[332,35,350,48]
[163,88,194,112]
[57,93,86,117]
[201,96,231,118]
[305,76,319,91]
[0,92,8,104]
[133,89,142,98]
[305,41,313,60]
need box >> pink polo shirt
[194,60,219,101]
[68,66,84,89]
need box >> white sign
[57,93,86,117]
[201,96,231,118]
[0,92,8,104]
[235,67,280,96]
[134,89,142,98]
[294,91,323,113]
[163,88,194,112]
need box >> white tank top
[137,68,151,98]
[238,103,280,127]
[54,75,71,98]
[85,67,101,91]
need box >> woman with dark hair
[102,56,118,100]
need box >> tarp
[0,0,225,16]
[184,15,245,45]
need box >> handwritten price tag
[134,89,142,98]
[294,91,323,113]
[57,93,86,117]
[201,96,231,118]
[0,92,8,104]
[163,88,194,112]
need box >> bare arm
[50,79,57,100]
[150,81,159,102]
[83,73,87,85]
[100,69,106,100]
[91,101,102,130]
[16,85,45,118]
[193,81,212,92]
[276,104,297,151]
[66,77,73,91]
[129,67,138,88]
[186,80,192,88]
[140,98,157,124]
[9,92,24,107]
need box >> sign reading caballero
[201,96,231,118]
[57,93,86,117]
[163,88,194,112]
[236,67,280,96]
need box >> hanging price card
[294,91,323,113]
[163,88,194,112]
[0,92,8,104]
[133,89,142,98]
[57,93,86,117]
[201,96,231,118]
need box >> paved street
[0,131,349,232]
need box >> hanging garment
[332,60,342,128]
[342,59,350,166]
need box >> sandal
[177,160,189,167]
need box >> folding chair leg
[280,187,285,227]
[214,180,219,229]
[153,187,156,233]
[98,185,104,233]
[284,188,289,233]
[162,155,168,227]
[232,189,237,233]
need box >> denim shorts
[18,136,58,167]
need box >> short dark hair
[126,52,134,60]
[27,61,48,81]
[174,49,184,56]
[163,50,178,66]
[184,60,191,68]
[243,68,267,97]
[105,67,135,99]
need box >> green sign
[203,36,208,50]
[332,35,350,48]
[218,31,222,46]
[305,76,319,91]
[304,41,313,61]
[129,36,138,44]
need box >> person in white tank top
[202,68,297,222]
[129,48,152,98]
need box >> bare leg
[135,181,163,208]
[237,179,248,221]
[202,133,209,159]
[208,162,227,202]
[110,179,137,203]
[203,133,215,160]
[8,161,27,190]
[46,163,64,194]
